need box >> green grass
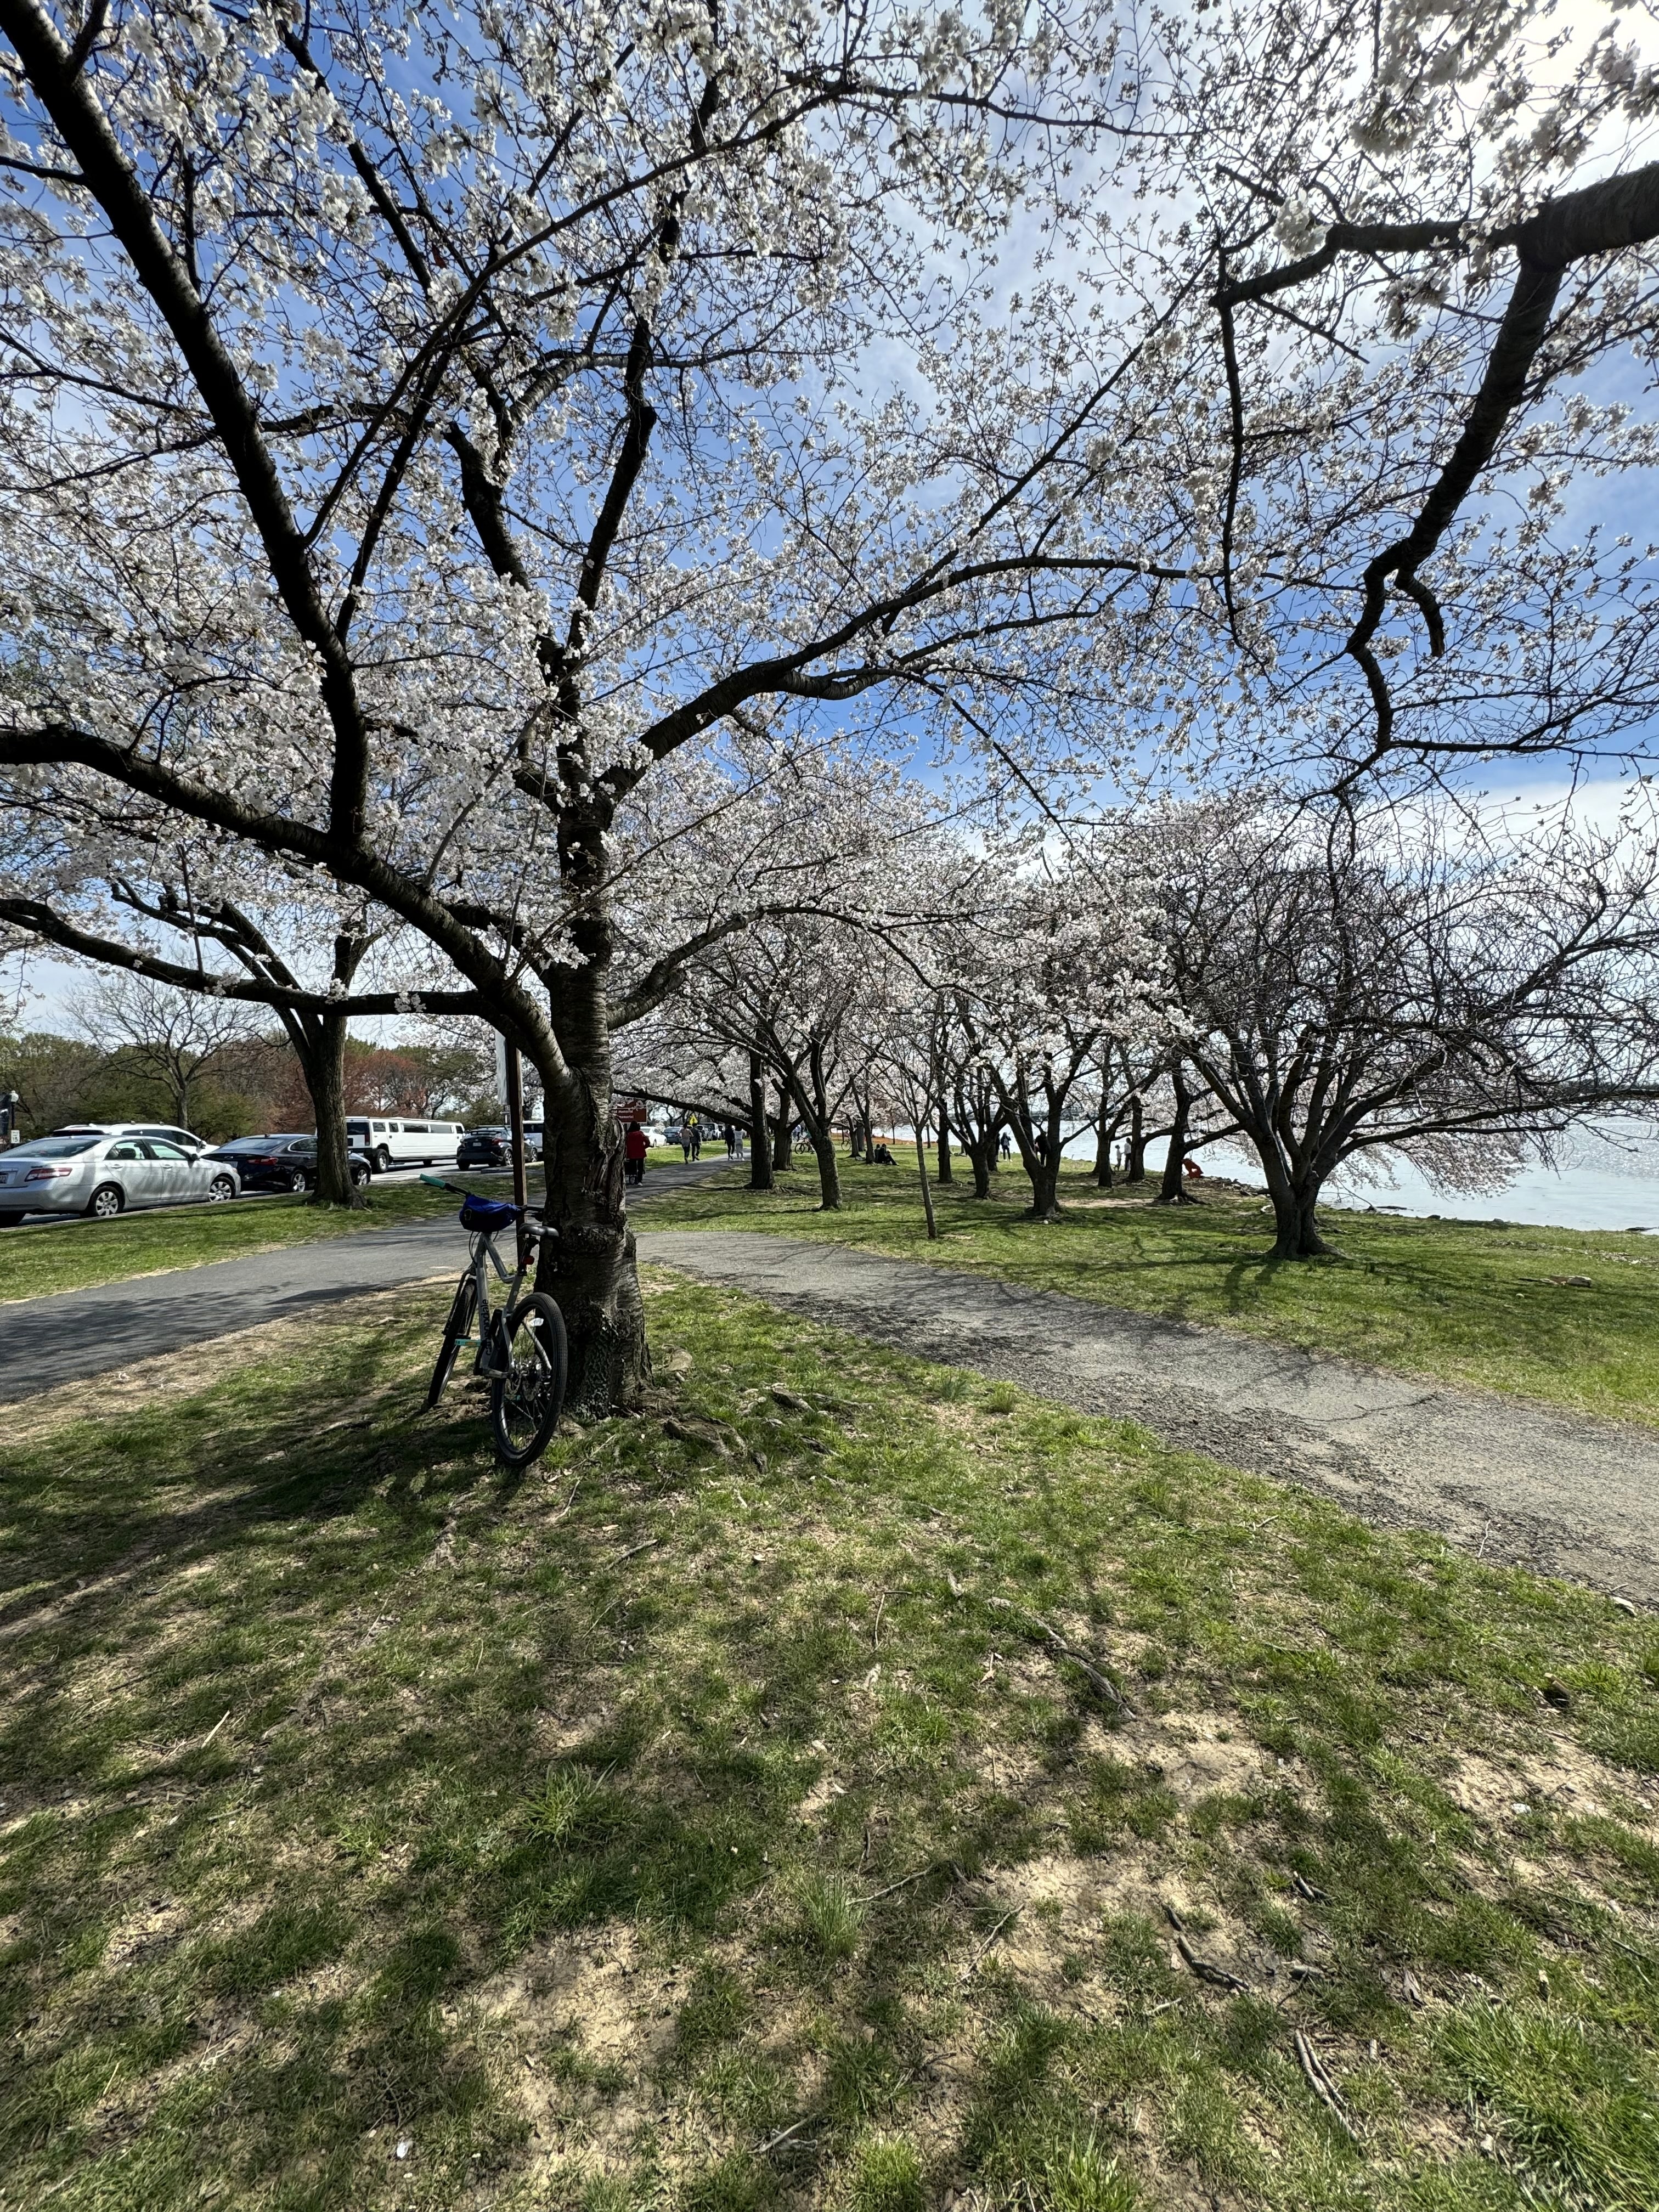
[0,1177,517,1304]
[3,1274,1658,2208]
[644,1156,1659,1426]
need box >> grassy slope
[2,1279,1657,2211]
[642,1158,1659,1427]
[0,1177,505,1304]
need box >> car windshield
[469,1128,509,1139]
[9,1136,99,1157]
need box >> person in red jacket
[624,1117,648,1187]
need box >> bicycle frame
[459,1221,538,1374]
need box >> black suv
[458,1126,512,1170]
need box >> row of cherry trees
[4,2,1659,1395]
[622,789,1659,1260]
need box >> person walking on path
[689,1114,702,1161]
[624,1117,648,1187]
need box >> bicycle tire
[426,1272,478,1410]
[489,1292,567,1468]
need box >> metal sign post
[503,1039,529,1269]
[0,1090,18,1146]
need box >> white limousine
[345,1118,465,1173]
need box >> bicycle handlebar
[419,1173,550,1232]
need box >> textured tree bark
[916,1118,938,1239]
[771,1082,793,1171]
[1093,1094,1125,1188]
[936,1096,952,1184]
[784,1037,842,1210]
[532,826,651,1415]
[809,1125,842,1209]
[747,1051,774,1190]
[953,1079,992,1196]
[1024,1149,1062,1221]
[1155,1065,1197,1205]
[1267,1177,1330,1260]
[1125,1094,1147,1182]
[538,1070,648,1414]
[306,1012,363,1209]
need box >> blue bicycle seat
[460,1196,519,1233]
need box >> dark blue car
[205,1134,371,1193]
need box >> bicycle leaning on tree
[420,1178,567,1468]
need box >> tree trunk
[537,949,651,1418]
[793,1041,842,1211]
[916,1115,938,1239]
[968,1141,991,1199]
[1267,1176,1331,1260]
[1155,1066,1197,1206]
[1125,1094,1146,1182]
[1015,1097,1063,1222]
[810,1126,842,1210]
[307,1012,365,1209]
[936,1097,952,1185]
[166,1052,193,1133]
[771,1082,792,1171]
[539,1082,648,1413]
[1025,1150,1062,1221]
[748,1052,774,1190]
[1093,1095,1125,1188]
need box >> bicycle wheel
[489,1293,567,1468]
[425,1272,478,1410]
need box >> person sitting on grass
[870,1141,896,1165]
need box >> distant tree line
[1,984,496,1144]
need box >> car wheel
[350,1161,368,1188]
[207,1174,236,1202]
[87,1183,124,1220]
[0,1211,24,1228]
[374,1147,391,1175]
[287,1170,308,1192]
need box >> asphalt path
[636,1229,1659,1606]
[10,1177,1650,1606]
[0,1159,724,1403]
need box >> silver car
[0,1134,241,1225]
[49,1120,213,1156]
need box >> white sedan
[0,1134,241,1225]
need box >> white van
[345,1118,464,1173]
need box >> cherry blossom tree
[1159,793,1659,1259]
[0,0,1165,1408]
[0,795,441,1198]
[944,837,1171,1220]
[1133,0,1659,781]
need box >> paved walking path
[0,1162,720,1403]
[8,1187,1652,1604]
[0,1215,460,1400]
[637,1230,1659,1604]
